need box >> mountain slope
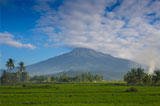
[26,48,140,80]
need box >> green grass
[0,82,160,106]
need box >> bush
[125,87,138,92]
[22,84,26,88]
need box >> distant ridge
[26,48,140,80]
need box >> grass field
[0,82,160,106]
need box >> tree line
[30,72,103,82]
[124,68,160,85]
[2,58,160,85]
[0,58,103,83]
[0,58,29,83]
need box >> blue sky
[1,0,160,69]
[0,0,70,68]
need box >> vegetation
[0,58,30,83]
[17,61,25,72]
[0,58,103,84]
[125,87,138,92]
[1,82,160,106]
[152,70,160,85]
[2,58,160,105]
[5,58,15,72]
[2,58,160,86]
[124,68,160,85]
[30,72,103,82]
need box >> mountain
[26,48,140,80]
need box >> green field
[0,82,160,106]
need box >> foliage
[74,74,82,82]
[152,70,160,85]
[0,71,30,83]
[124,68,160,85]
[124,68,147,85]
[0,70,11,83]
[124,68,145,85]
[125,87,138,92]
[30,75,46,82]
[47,77,51,82]
[57,72,103,82]
[21,72,30,82]
[143,74,152,85]
[0,58,30,83]
[50,76,55,82]
[30,72,103,82]
[94,74,103,81]
[17,61,25,72]
[5,58,15,71]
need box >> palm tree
[17,61,25,72]
[6,58,15,72]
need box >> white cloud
[0,32,35,49]
[34,0,160,71]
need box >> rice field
[0,82,160,106]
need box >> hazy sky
[1,0,160,69]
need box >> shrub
[125,87,138,92]
[22,84,26,88]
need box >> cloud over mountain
[34,0,160,71]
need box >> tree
[21,72,30,82]
[0,70,10,83]
[124,70,137,85]
[30,75,39,81]
[39,75,46,82]
[1,59,31,83]
[17,61,25,72]
[152,70,160,85]
[50,76,55,82]
[136,68,145,84]
[60,73,72,82]
[16,71,22,82]
[94,75,103,81]
[143,74,152,85]
[74,74,82,82]
[6,58,15,72]
[0,70,24,83]
[124,68,145,85]
[55,74,61,81]
[81,72,90,82]
[88,72,94,82]
[47,77,51,82]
